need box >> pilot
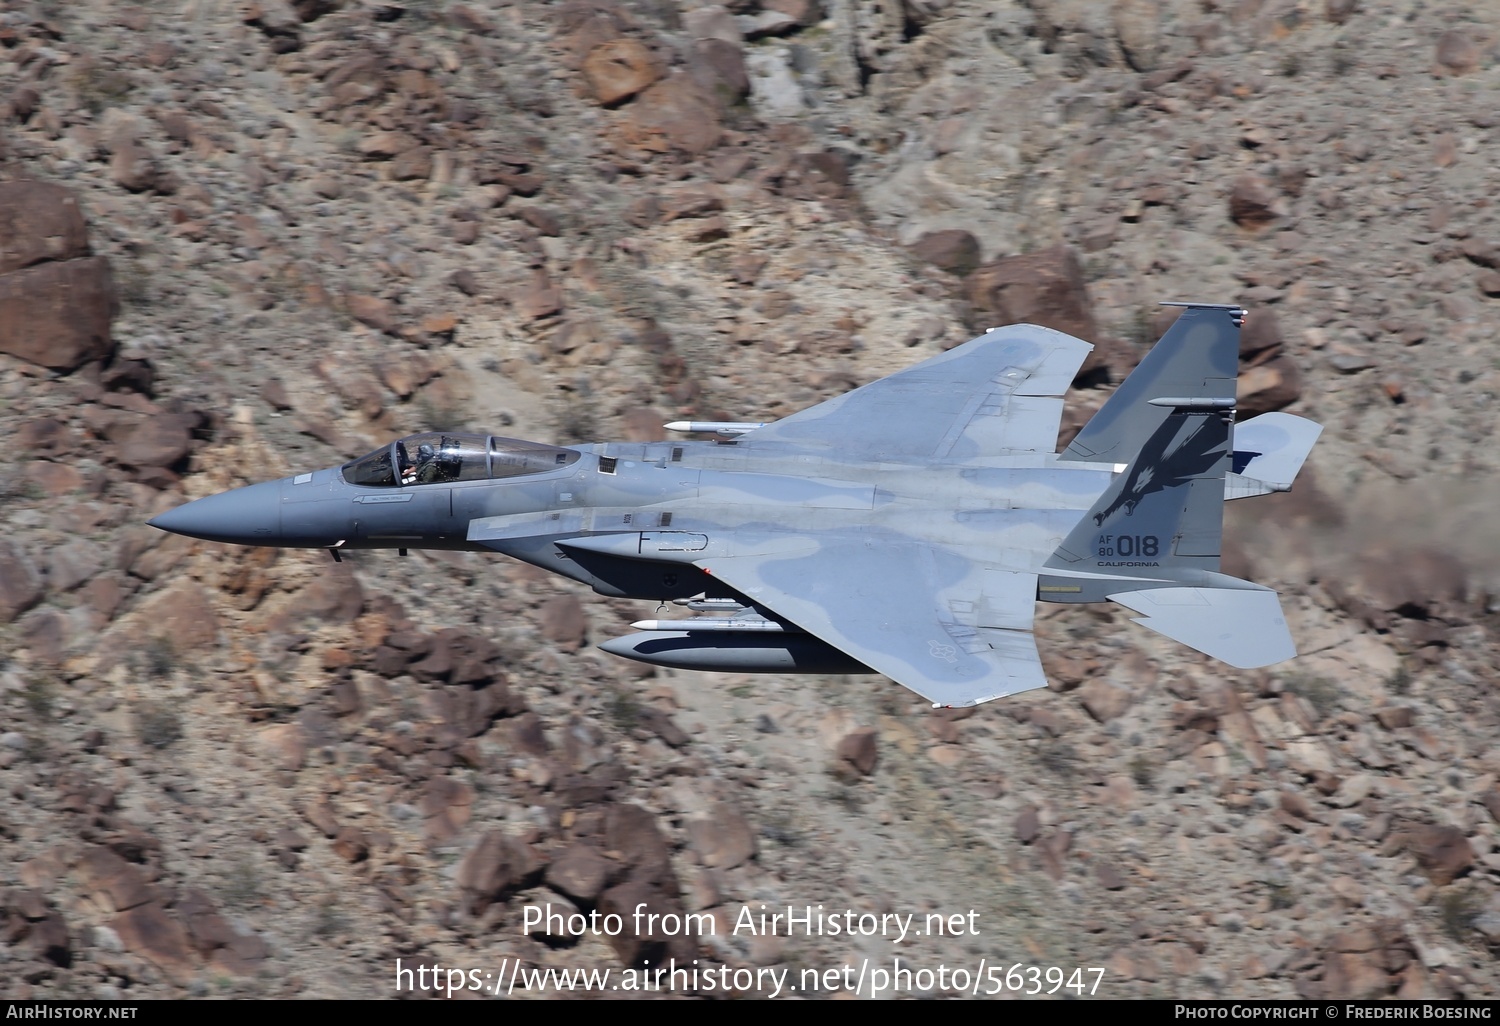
[414,443,440,484]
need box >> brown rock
[1015,806,1040,844]
[909,230,980,276]
[620,74,723,155]
[1325,0,1356,24]
[331,826,369,862]
[0,181,90,274]
[256,723,307,773]
[1410,824,1473,885]
[109,143,159,193]
[539,594,587,649]
[1079,678,1133,722]
[688,803,757,869]
[444,630,500,685]
[19,418,71,457]
[1237,353,1302,416]
[835,726,878,775]
[1228,173,1283,230]
[1481,787,1500,825]
[583,39,664,106]
[558,1,629,59]
[409,634,453,682]
[1321,951,1390,999]
[468,681,528,729]
[1239,307,1284,359]
[494,171,543,196]
[688,38,749,105]
[458,830,540,913]
[966,245,1097,343]
[1039,828,1072,881]
[421,776,474,842]
[132,580,220,651]
[1095,860,1127,890]
[291,0,341,23]
[358,131,418,159]
[44,537,98,594]
[686,214,729,242]
[1113,0,1162,72]
[261,377,293,411]
[625,194,661,227]
[729,252,769,288]
[175,888,234,957]
[0,541,42,623]
[605,803,673,885]
[19,607,69,665]
[662,186,725,221]
[1460,237,1500,269]
[112,903,192,984]
[1374,706,1414,730]
[346,293,397,334]
[517,269,562,320]
[510,712,550,757]
[117,416,192,468]
[452,220,480,245]
[518,206,563,236]
[636,706,688,747]
[212,928,269,976]
[78,847,155,913]
[24,461,85,497]
[683,5,742,44]
[7,86,40,124]
[1434,30,1480,76]
[296,566,365,622]
[598,879,688,966]
[545,843,612,904]
[449,268,481,296]
[302,798,340,838]
[389,146,434,181]
[0,256,118,370]
[780,150,851,202]
[245,0,302,45]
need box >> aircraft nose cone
[147,480,283,544]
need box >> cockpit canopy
[341,433,580,488]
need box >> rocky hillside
[3,0,1499,1000]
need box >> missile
[663,421,768,437]
[630,618,796,633]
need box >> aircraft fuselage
[151,436,1117,604]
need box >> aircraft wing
[743,324,1093,460]
[695,536,1047,707]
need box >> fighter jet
[149,303,1322,708]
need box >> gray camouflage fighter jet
[149,303,1322,708]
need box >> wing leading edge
[742,324,1094,460]
[696,537,1047,707]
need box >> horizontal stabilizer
[1108,585,1295,668]
[1226,412,1324,500]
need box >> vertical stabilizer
[1046,400,1233,576]
[1061,303,1243,464]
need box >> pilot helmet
[417,444,435,460]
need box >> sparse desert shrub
[1283,673,1341,720]
[135,700,183,749]
[1438,887,1483,943]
